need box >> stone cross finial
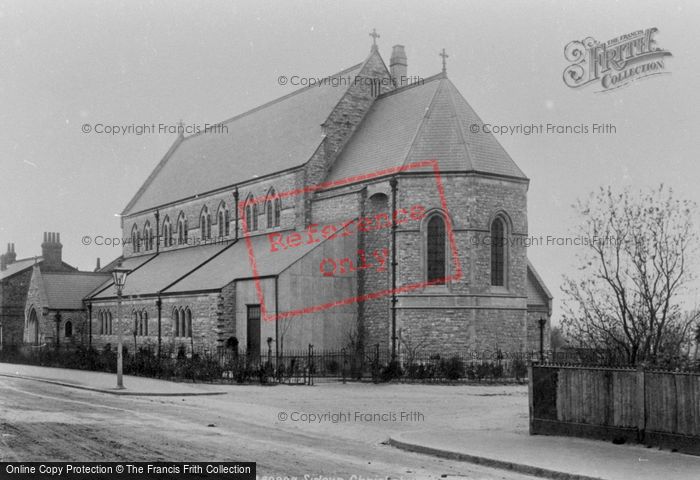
[369,28,380,50]
[440,48,449,74]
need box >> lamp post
[112,264,130,389]
[538,317,547,363]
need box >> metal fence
[0,343,540,384]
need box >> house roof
[123,62,365,216]
[326,74,527,182]
[42,272,112,310]
[0,257,40,281]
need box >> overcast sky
[1,0,698,320]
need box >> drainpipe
[233,187,240,242]
[275,275,279,364]
[87,302,92,348]
[390,177,398,362]
[156,296,162,357]
[155,210,160,253]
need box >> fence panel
[531,364,700,455]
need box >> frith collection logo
[563,28,672,92]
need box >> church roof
[123,63,364,216]
[42,271,111,310]
[327,74,527,182]
[87,231,331,298]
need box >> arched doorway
[27,308,39,345]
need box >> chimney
[41,232,63,270]
[6,243,16,265]
[390,45,408,88]
[94,257,101,272]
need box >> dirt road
[0,375,537,479]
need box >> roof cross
[369,28,380,50]
[440,48,449,74]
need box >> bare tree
[562,185,699,364]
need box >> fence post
[342,348,346,384]
[374,343,380,384]
[528,363,534,434]
[636,365,646,443]
[307,343,314,386]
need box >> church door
[246,305,261,359]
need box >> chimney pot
[390,45,408,88]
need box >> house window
[427,215,446,284]
[491,217,506,286]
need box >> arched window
[177,212,188,245]
[162,216,172,247]
[173,307,180,337]
[143,221,153,251]
[142,311,148,336]
[185,308,192,338]
[133,310,139,335]
[244,194,258,232]
[217,202,229,238]
[426,214,446,284]
[64,320,72,338]
[491,217,506,286]
[107,312,113,335]
[274,197,281,227]
[28,308,39,344]
[200,206,211,240]
[266,189,281,228]
[131,225,140,253]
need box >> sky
[1,0,699,321]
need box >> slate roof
[327,74,527,182]
[123,63,364,215]
[90,246,225,299]
[0,257,40,281]
[85,253,158,299]
[88,228,339,298]
[163,233,325,294]
[42,272,111,310]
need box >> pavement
[389,428,700,480]
[0,363,227,396]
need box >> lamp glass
[112,267,130,290]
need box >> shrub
[438,356,464,381]
[380,360,403,382]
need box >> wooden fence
[529,364,700,455]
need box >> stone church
[81,40,551,358]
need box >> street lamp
[112,263,130,389]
